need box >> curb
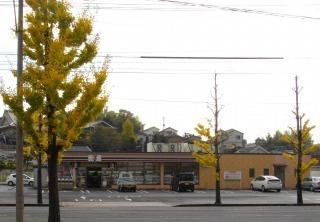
[0,204,49,207]
[174,203,320,207]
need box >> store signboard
[88,155,102,162]
[224,171,242,181]
[95,155,102,162]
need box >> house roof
[225,129,243,135]
[160,127,178,132]
[84,120,114,129]
[236,144,269,154]
[143,127,160,133]
[67,146,92,152]
[7,110,16,124]
[0,110,16,127]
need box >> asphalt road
[1,184,320,205]
[1,206,320,222]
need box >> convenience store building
[58,151,311,190]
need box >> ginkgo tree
[23,111,48,204]
[282,76,319,205]
[282,120,319,204]
[192,73,223,205]
[1,0,108,221]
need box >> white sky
[1,0,320,143]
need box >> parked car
[250,175,282,192]
[117,171,136,192]
[171,172,195,192]
[117,177,136,192]
[6,173,34,186]
[302,177,320,191]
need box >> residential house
[220,129,246,153]
[236,143,270,154]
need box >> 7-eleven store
[59,151,199,190]
[57,150,308,190]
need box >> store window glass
[164,163,199,185]
[111,162,160,185]
[129,162,144,184]
[58,162,73,180]
[144,163,160,184]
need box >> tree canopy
[255,130,314,152]
[1,0,108,221]
[282,120,319,175]
[100,109,144,134]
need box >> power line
[157,0,320,20]
[0,53,285,60]
[0,67,294,76]
[140,56,284,60]
[1,0,320,20]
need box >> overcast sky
[1,0,320,143]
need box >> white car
[6,173,34,186]
[250,175,282,192]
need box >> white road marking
[86,190,91,194]
[107,190,113,193]
[74,199,79,202]
[222,191,234,194]
[80,196,86,200]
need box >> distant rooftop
[84,120,114,129]
[67,146,92,152]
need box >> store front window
[164,162,199,185]
[109,162,160,185]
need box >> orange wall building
[60,152,310,190]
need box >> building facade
[58,152,310,190]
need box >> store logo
[88,155,102,162]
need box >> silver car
[302,177,320,191]
[250,175,282,192]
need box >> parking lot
[1,184,320,206]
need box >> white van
[118,171,134,179]
[117,171,136,192]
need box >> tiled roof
[67,146,92,152]
[84,120,114,129]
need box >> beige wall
[65,154,311,190]
[198,154,311,189]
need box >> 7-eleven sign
[88,155,102,162]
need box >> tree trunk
[48,146,60,222]
[296,149,303,205]
[37,151,43,204]
[215,156,221,205]
[295,76,303,205]
[47,102,61,222]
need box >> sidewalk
[61,202,171,207]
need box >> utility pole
[294,75,303,205]
[16,0,24,221]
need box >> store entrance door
[274,165,286,188]
[87,167,102,188]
